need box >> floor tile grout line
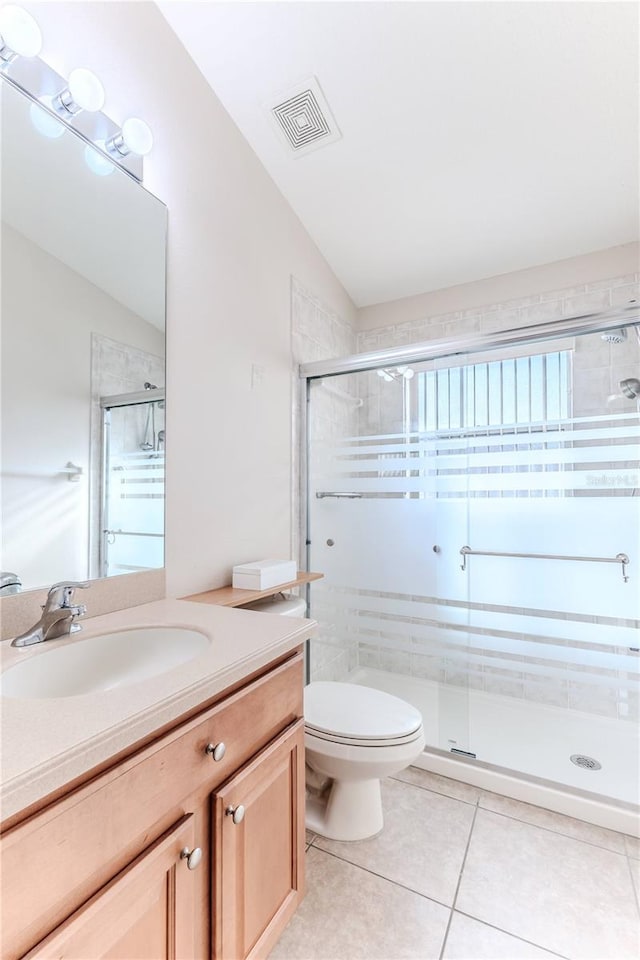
[390,775,627,855]
[477,805,630,855]
[438,800,479,960]
[307,842,454,914]
[453,909,572,960]
[626,854,640,918]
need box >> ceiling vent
[269,76,341,157]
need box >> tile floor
[271,769,640,960]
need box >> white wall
[0,224,164,589]
[17,1,357,601]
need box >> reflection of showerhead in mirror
[620,378,640,399]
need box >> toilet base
[305,777,384,842]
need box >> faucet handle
[45,581,90,610]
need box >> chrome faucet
[11,581,89,648]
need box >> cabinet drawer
[1,652,303,960]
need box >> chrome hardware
[11,581,89,647]
[205,742,226,762]
[225,804,245,825]
[459,546,631,583]
[180,846,202,870]
[432,545,441,553]
[316,492,362,499]
[326,539,335,547]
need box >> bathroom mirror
[0,81,167,592]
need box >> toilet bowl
[241,596,425,842]
[304,681,425,842]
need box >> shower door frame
[298,304,640,834]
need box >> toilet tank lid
[304,682,423,741]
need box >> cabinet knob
[205,741,226,762]
[180,846,202,870]
[225,804,245,825]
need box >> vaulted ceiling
[160,2,639,307]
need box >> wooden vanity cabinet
[1,649,305,960]
[23,814,198,960]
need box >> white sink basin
[0,627,210,699]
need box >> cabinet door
[212,720,305,960]
[23,814,200,960]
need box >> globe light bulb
[121,118,153,156]
[68,68,105,112]
[54,68,105,116]
[106,117,153,158]
[0,5,42,61]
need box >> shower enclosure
[302,308,640,815]
[99,388,165,577]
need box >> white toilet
[304,681,425,841]
[243,595,425,843]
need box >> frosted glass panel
[102,402,165,576]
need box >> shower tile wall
[89,334,164,577]
[291,277,358,682]
[347,273,640,721]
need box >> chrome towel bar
[315,492,363,499]
[459,546,630,583]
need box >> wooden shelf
[183,571,324,608]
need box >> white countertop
[0,599,315,823]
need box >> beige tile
[626,834,640,859]
[313,778,475,906]
[457,810,640,959]
[305,829,316,849]
[443,912,559,959]
[269,847,449,960]
[393,767,480,805]
[478,791,626,853]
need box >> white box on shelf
[232,559,297,591]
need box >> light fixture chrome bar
[315,492,363,499]
[100,389,165,409]
[299,305,640,380]
[0,57,144,182]
[459,545,631,582]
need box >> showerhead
[620,377,640,399]
[601,328,628,344]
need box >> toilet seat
[304,681,423,746]
[306,726,423,748]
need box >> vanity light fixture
[53,67,105,116]
[0,4,42,63]
[0,5,151,182]
[105,117,153,158]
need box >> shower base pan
[349,667,639,838]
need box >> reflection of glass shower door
[100,395,165,577]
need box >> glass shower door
[307,366,471,755]
[100,396,165,576]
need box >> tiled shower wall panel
[291,276,358,682]
[352,274,640,720]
